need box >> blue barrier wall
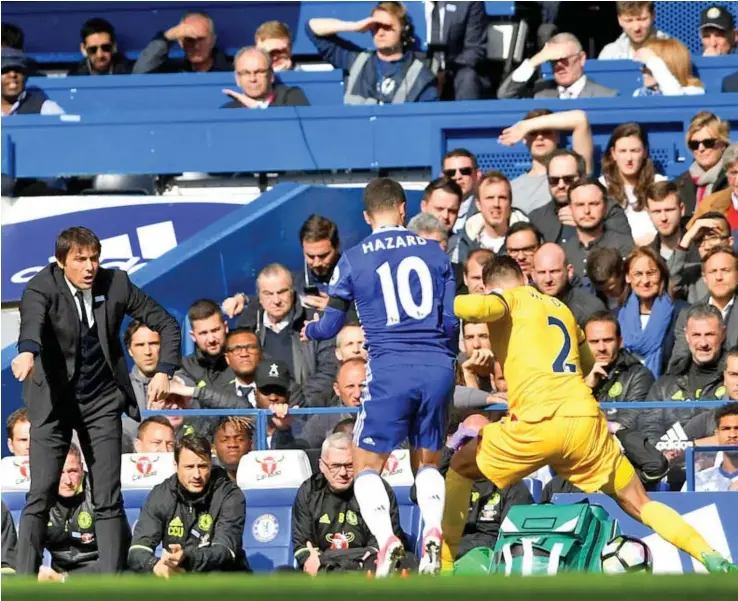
[4,95,738,180]
[0,183,422,447]
[6,1,513,63]
[27,71,345,111]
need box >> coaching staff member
[128,435,248,576]
[11,226,181,574]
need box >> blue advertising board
[554,493,737,573]
[1,199,243,303]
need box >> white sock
[415,466,445,538]
[354,470,395,548]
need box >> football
[601,535,653,574]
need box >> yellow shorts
[476,413,636,494]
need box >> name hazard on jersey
[362,235,428,254]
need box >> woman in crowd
[600,122,666,245]
[675,112,731,215]
[499,109,594,214]
[633,38,705,97]
[617,247,684,378]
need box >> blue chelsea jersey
[328,226,458,364]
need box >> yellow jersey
[455,286,599,422]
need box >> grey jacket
[669,247,709,303]
[529,198,632,245]
[497,74,618,100]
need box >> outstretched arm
[454,293,508,323]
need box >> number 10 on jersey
[376,257,433,325]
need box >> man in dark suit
[222,46,309,109]
[497,32,617,99]
[11,226,181,574]
[424,1,487,100]
[723,72,738,92]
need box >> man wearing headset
[307,1,438,104]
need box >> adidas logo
[362,437,376,446]
[656,422,693,451]
[319,514,330,524]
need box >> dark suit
[426,1,487,100]
[722,72,738,93]
[16,265,180,574]
[222,84,311,108]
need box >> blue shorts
[353,358,455,454]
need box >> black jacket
[557,278,607,327]
[640,354,726,444]
[180,348,235,390]
[133,35,232,74]
[528,198,632,245]
[292,472,406,569]
[128,467,248,573]
[17,265,181,425]
[592,350,655,430]
[67,53,132,76]
[1,501,16,573]
[237,298,337,407]
[222,85,310,108]
[45,476,119,573]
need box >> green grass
[2,573,738,601]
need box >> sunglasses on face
[443,167,474,177]
[548,175,578,187]
[86,43,113,55]
[688,138,719,151]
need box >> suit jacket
[431,1,487,70]
[686,188,733,229]
[722,72,738,93]
[17,265,181,424]
[222,85,310,108]
[497,74,618,100]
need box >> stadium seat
[238,450,312,572]
[523,478,543,503]
[120,452,176,489]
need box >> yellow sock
[441,468,474,572]
[640,501,714,561]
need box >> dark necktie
[75,291,90,329]
[430,2,444,74]
[238,385,254,399]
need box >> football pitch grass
[3,573,738,601]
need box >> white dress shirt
[424,0,446,44]
[262,312,290,334]
[234,379,257,408]
[65,276,94,327]
[556,75,588,99]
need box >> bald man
[532,242,605,327]
[439,415,532,560]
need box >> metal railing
[143,400,730,452]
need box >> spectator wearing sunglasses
[675,112,731,215]
[255,21,295,72]
[497,32,617,100]
[687,145,738,234]
[134,11,231,74]
[222,47,309,109]
[529,149,631,246]
[632,38,704,97]
[498,109,594,214]
[69,18,131,76]
[442,149,482,237]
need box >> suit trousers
[17,386,127,575]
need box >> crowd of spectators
[2,0,738,580]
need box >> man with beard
[68,18,131,76]
[1,48,63,115]
[563,178,635,279]
[181,300,233,389]
[532,243,606,327]
[599,2,669,60]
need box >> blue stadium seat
[392,486,422,556]
[523,478,542,503]
[243,488,299,572]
